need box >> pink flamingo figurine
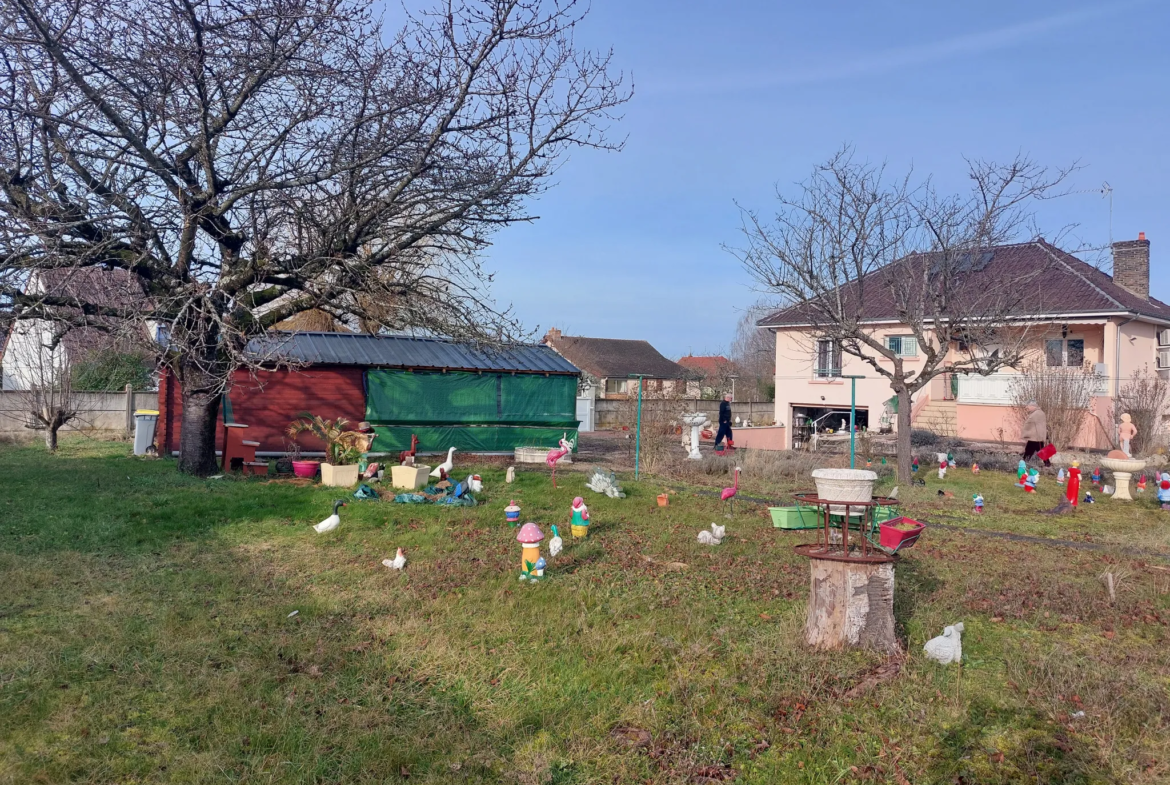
[546,435,573,488]
[721,467,741,514]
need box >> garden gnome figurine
[938,458,947,480]
[1119,413,1138,457]
[1057,467,1065,485]
[570,497,590,538]
[971,462,980,475]
[1024,468,1039,493]
[1137,474,1147,493]
[948,452,956,469]
[516,523,545,579]
[1158,473,1170,510]
[1016,459,1028,487]
[972,493,984,513]
[912,456,919,473]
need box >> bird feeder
[516,522,545,577]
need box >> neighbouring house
[155,332,581,457]
[677,355,737,398]
[1,268,158,391]
[542,328,699,399]
[759,234,1169,450]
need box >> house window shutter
[902,336,917,357]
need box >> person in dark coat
[714,394,734,451]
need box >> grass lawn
[2,439,1170,784]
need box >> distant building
[542,328,699,399]
[677,355,737,398]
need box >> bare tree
[1,321,83,451]
[729,301,776,402]
[734,147,1073,481]
[0,0,629,475]
[1115,367,1168,457]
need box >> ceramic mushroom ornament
[516,522,545,580]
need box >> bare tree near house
[730,301,777,402]
[3,323,83,451]
[733,147,1075,481]
[0,0,629,475]
[1009,361,1097,451]
[1115,367,1169,456]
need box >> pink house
[759,234,1167,450]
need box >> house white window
[886,335,918,357]
[1045,338,1084,368]
[604,378,628,394]
[814,339,841,378]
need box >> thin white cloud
[645,1,1147,93]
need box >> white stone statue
[923,622,965,665]
[681,412,708,460]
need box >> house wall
[0,320,67,391]
[596,377,698,400]
[157,365,366,456]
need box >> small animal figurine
[398,434,419,466]
[548,525,563,558]
[1091,467,1103,486]
[912,456,919,473]
[972,493,984,513]
[1137,474,1147,493]
[1056,467,1065,485]
[467,474,483,493]
[971,462,980,475]
[382,547,407,570]
[570,497,590,537]
[923,622,965,665]
[314,500,347,533]
[546,435,574,488]
[430,446,457,479]
[1157,473,1170,510]
[697,522,726,545]
[506,465,516,483]
[721,467,741,515]
[1016,460,1028,487]
[1066,461,1081,508]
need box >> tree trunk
[896,386,913,482]
[44,424,58,452]
[178,386,221,476]
[805,556,899,654]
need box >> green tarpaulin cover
[365,369,577,427]
[369,425,577,454]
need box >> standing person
[714,394,734,451]
[1021,401,1048,465]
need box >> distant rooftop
[542,328,697,380]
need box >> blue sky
[477,0,1168,357]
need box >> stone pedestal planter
[1101,456,1147,501]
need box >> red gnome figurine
[1066,461,1082,508]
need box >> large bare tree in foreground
[0,0,628,474]
[734,149,1073,481]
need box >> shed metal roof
[246,332,580,375]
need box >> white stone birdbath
[681,412,708,460]
[1100,456,1147,501]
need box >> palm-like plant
[286,413,365,465]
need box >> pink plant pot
[292,460,321,479]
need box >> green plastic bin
[769,506,820,529]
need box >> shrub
[1009,361,1096,450]
[71,349,153,391]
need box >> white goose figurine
[314,500,347,533]
[430,447,457,478]
[923,622,965,665]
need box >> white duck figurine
[548,525,563,558]
[923,622,965,665]
[697,522,726,545]
[314,499,347,533]
[382,547,407,570]
[467,474,483,493]
[430,447,456,478]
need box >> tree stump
[804,554,899,654]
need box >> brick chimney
[543,327,562,344]
[1112,231,1150,300]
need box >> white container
[321,463,360,487]
[811,468,878,515]
[391,464,431,490]
[514,446,571,465]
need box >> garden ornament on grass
[505,500,521,526]
[430,447,457,479]
[1057,467,1066,485]
[466,474,483,493]
[1158,474,1170,510]
[972,494,984,513]
[1016,460,1027,487]
[697,523,726,545]
[1066,462,1081,508]
[585,467,626,498]
[1084,492,1095,504]
[923,622,964,665]
[971,462,979,475]
[938,459,947,480]
[570,497,590,538]
[1091,467,1103,486]
[517,523,545,580]
[721,467,741,515]
[912,456,919,473]
[1024,467,1039,493]
[506,466,516,483]
[382,548,406,570]
[948,452,956,469]
[549,525,563,558]
[1137,474,1147,493]
[1119,413,1138,457]
[546,435,574,488]
[313,500,346,533]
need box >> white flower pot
[321,463,360,487]
[391,464,431,490]
[811,468,878,515]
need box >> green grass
[2,438,1170,783]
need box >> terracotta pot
[292,460,320,478]
[657,494,669,507]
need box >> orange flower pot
[657,494,669,507]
